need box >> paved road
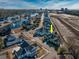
[35,13,44,30]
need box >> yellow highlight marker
[50,23,53,33]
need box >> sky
[0,0,79,9]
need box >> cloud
[0,0,78,9]
[67,3,79,9]
[0,0,38,9]
[45,1,68,8]
[41,0,79,9]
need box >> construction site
[0,8,79,59]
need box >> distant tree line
[65,10,79,16]
[0,9,44,18]
[0,9,29,18]
[61,8,79,16]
